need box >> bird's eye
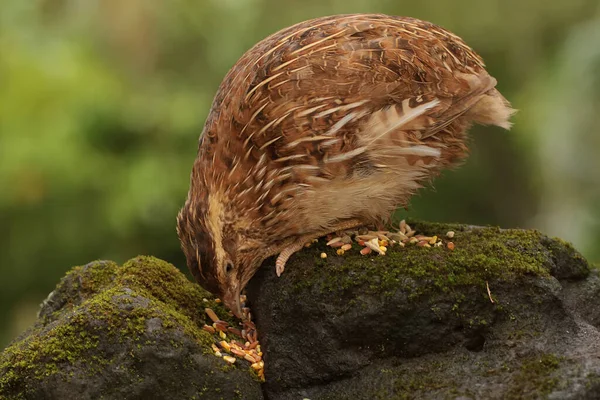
[225,261,234,274]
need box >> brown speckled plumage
[176,14,515,316]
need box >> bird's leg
[275,241,305,277]
[275,218,363,277]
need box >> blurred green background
[1,0,599,348]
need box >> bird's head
[176,189,264,318]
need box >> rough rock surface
[1,221,599,400]
[246,221,600,400]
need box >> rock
[2,222,599,400]
[0,257,263,400]
[246,221,600,399]
[563,267,600,329]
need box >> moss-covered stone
[247,221,598,399]
[505,354,562,398]
[0,256,262,400]
[290,220,587,302]
[2,222,598,400]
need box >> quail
[176,14,515,317]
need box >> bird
[176,13,515,318]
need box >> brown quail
[176,14,515,317]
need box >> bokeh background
[1,0,599,348]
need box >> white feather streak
[364,99,441,147]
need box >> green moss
[290,221,558,303]
[586,372,600,389]
[122,256,237,326]
[392,375,455,398]
[372,353,564,399]
[0,309,104,397]
[74,260,119,294]
[378,359,468,399]
[0,256,237,397]
[505,354,562,398]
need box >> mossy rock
[247,221,600,399]
[0,257,262,400]
[2,222,599,400]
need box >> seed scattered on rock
[213,321,228,332]
[231,348,246,357]
[223,356,236,364]
[205,295,265,381]
[205,308,219,323]
[202,324,216,334]
[219,340,231,352]
[244,353,257,363]
[321,220,457,262]
[326,237,342,246]
[227,327,242,337]
[363,238,382,254]
[251,362,262,370]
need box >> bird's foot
[275,241,306,277]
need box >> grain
[360,247,372,255]
[223,356,236,364]
[205,308,219,323]
[219,340,231,352]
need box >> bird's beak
[223,288,243,319]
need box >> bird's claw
[275,262,285,277]
[275,240,305,277]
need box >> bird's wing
[221,15,494,172]
[198,15,501,222]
